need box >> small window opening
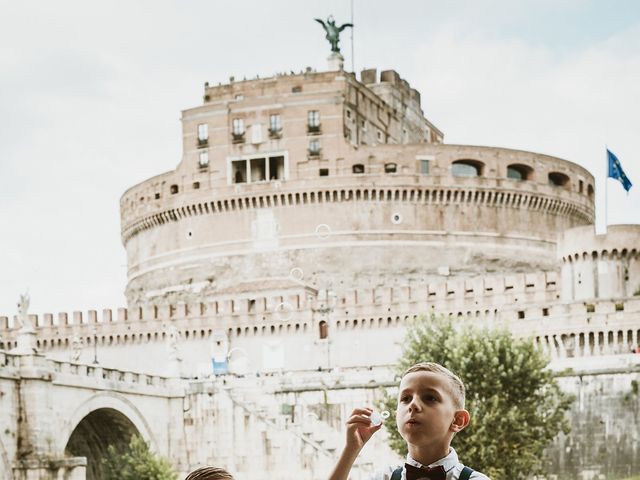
[170,185,179,194]
[232,160,247,184]
[420,159,429,175]
[542,308,549,316]
[250,158,266,182]
[384,163,397,173]
[517,311,525,319]
[319,320,328,339]
[198,151,209,168]
[309,139,321,156]
[269,156,285,180]
[193,182,200,189]
[319,168,329,176]
[452,160,483,177]
[548,172,570,187]
[507,164,532,181]
[352,164,365,174]
[292,86,302,93]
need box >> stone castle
[1,52,639,479]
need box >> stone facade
[0,60,639,479]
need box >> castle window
[250,158,266,182]
[308,139,321,156]
[319,320,328,339]
[269,114,282,138]
[507,164,532,181]
[579,180,584,193]
[292,85,302,93]
[154,193,160,200]
[232,160,247,184]
[319,168,329,176]
[452,159,484,177]
[384,163,397,173]
[307,110,321,133]
[229,154,286,184]
[269,156,285,180]
[197,123,208,147]
[170,184,179,194]
[193,182,200,189]
[587,184,594,198]
[232,118,245,143]
[548,172,570,188]
[198,151,209,168]
[420,159,430,175]
[352,164,365,174]
[346,109,351,119]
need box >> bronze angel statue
[315,15,353,53]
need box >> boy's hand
[345,407,382,451]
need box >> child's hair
[402,362,466,409]
[185,466,234,480]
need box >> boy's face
[396,370,465,451]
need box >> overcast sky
[1,0,639,317]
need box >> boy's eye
[424,395,437,402]
[400,395,411,403]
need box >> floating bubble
[227,347,249,375]
[274,302,294,322]
[391,213,403,224]
[289,267,304,282]
[315,224,332,239]
[369,410,390,427]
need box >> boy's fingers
[346,414,374,425]
[349,407,373,416]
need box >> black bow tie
[404,463,447,480]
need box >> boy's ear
[450,409,470,433]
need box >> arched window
[384,163,397,173]
[319,320,328,339]
[452,159,484,177]
[506,164,533,181]
[352,164,365,174]
[548,172,570,187]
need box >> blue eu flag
[607,148,632,192]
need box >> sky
[1,0,639,317]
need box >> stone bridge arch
[62,392,158,480]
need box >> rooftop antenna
[350,0,355,72]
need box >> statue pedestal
[12,327,38,355]
[327,52,344,71]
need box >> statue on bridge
[17,292,34,332]
[315,15,353,54]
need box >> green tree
[380,314,573,479]
[101,435,177,480]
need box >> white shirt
[362,447,490,480]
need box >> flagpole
[604,147,608,232]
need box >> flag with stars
[607,148,632,192]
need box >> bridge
[0,350,185,480]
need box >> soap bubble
[274,302,294,322]
[315,224,332,239]
[289,267,304,282]
[369,410,390,426]
[227,347,249,375]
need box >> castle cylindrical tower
[120,68,595,306]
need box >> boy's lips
[405,418,420,426]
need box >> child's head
[396,362,470,453]
[185,467,234,480]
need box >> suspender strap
[459,466,474,480]
[391,466,403,480]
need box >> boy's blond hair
[185,466,234,480]
[402,362,466,409]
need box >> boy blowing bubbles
[329,362,490,480]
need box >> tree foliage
[380,314,573,479]
[101,435,177,480]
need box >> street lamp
[92,327,99,365]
